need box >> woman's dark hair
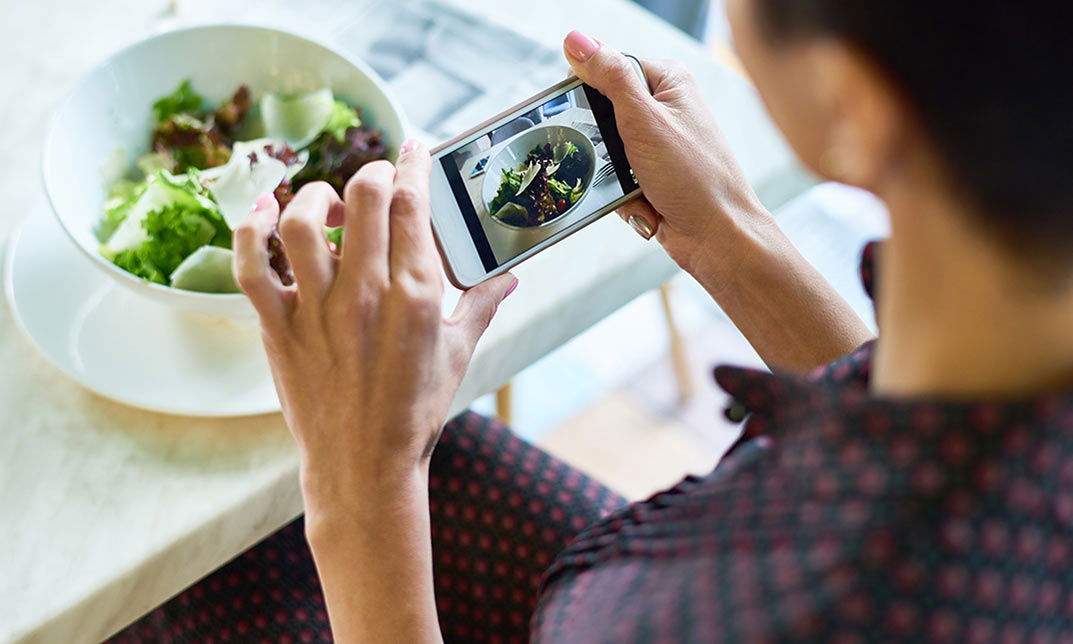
[756,1,1073,262]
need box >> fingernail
[254,193,276,210]
[502,277,519,301]
[628,215,654,240]
[565,30,600,62]
[399,138,420,154]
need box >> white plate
[5,212,280,417]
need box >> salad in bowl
[484,125,595,229]
[98,79,386,292]
[43,25,406,317]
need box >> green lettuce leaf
[552,141,579,164]
[152,79,207,123]
[548,177,585,204]
[110,203,220,285]
[547,177,573,199]
[325,226,344,246]
[489,168,523,214]
[569,177,585,204]
[97,179,147,242]
[101,169,231,286]
[158,169,231,247]
[324,101,361,143]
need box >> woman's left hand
[233,140,517,512]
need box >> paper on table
[180,0,567,143]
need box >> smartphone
[430,56,648,289]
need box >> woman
[117,0,1073,641]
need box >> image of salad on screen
[96,80,387,292]
[487,130,593,228]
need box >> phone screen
[439,83,639,271]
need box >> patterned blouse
[533,244,1073,643]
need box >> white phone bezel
[429,57,646,289]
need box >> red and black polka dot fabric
[111,412,624,643]
[536,337,1073,642]
[429,412,624,642]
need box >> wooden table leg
[659,282,694,403]
[495,383,513,425]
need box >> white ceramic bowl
[43,24,408,317]
[481,124,596,230]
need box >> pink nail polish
[564,30,600,62]
[399,138,419,154]
[503,278,519,300]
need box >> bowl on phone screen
[481,124,596,230]
[42,24,407,318]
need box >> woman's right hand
[563,31,874,372]
[563,31,774,283]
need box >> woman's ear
[808,42,908,191]
[728,0,912,192]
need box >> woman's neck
[872,185,1073,400]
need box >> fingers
[279,182,343,300]
[340,160,396,285]
[233,194,288,321]
[616,196,662,241]
[389,140,439,286]
[635,58,696,98]
[446,273,518,361]
[562,31,652,104]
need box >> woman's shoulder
[535,343,1073,642]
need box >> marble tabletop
[0,0,808,641]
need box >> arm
[563,32,872,372]
[690,211,873,372]
[303,465,438,643]
[232,143,517,643]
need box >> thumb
[563,31,650,105]
[616,196,661,241]
[446,273,519,357]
